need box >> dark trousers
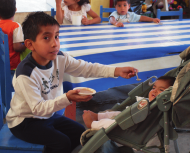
[10,113,85,153]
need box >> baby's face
[115,1,130,15]
[148,80,170,101]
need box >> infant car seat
[79,46,190,153]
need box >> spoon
[136,72,141,81]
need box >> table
[59,19,190,93]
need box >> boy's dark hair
[22,12,60,41]
[78,0,90,6]
[114,0,131,6]
[0,0,16,19]
[157,76,176,86]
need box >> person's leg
[10,113,85,153]
[53,113,86,151]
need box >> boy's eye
[118,5,121,7]
[124,4,126,6]
[55,35,59,39]
[44,37,49,40]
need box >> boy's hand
[82,16,90,25]
[114,67,138,79]
[66,89,93,102]
[153,18,160,23]
[115,22,124,27]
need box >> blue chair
[51,8,56,17]
[100,5,116,22]
[157,8,183,20]
[0,29,44,153]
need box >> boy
[110,0,160,27]
[83,76,176,129]
[0,0,26,76]
[6,12,138,153]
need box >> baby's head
[0,0,16,19]
[114,0,131,15]
[148,76,176,101]
[22,12,60,65]
[64,0,90,6]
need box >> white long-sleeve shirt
[6,51,116,128]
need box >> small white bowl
[73,87,96,95]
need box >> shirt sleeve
[91,119,115,130]
[98,111,121,120]
[13,22,24,43]
[128,12,141,22]
[109,11,118,20]
[63,52,116,78]
[83,3,91,12]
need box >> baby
[109,0,160,27]
[83,76,175,129]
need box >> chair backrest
[51,8,56,17]
[0,28,13,114]
[157,8,183,20]
[100,5,116,22]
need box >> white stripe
[64,40,190,57]
[60,35,190,48]
[59,20,190,31]
[59,29,190,42]
[63,55,181,83]
[59,25,190,36]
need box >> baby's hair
[114,0,131,6]
[0,0,16,19]
[22,12,60,42]
[78,0,90,6]
[157,76,176,86]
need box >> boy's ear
[24,39,34,51]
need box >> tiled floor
[16,0,53,12]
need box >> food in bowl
[73,87,96,95]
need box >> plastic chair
[157,8,183,20]
[0,29,44,153]
[100,5,116,22]
[51,8,56,17]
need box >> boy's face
[148,80,170,101]
[26,25,60,66]
[115,1,130,15]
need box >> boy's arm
[139,16,160,23]
[13,42,26,52]
[109,16,124,27]
[55,0,64,24]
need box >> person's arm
[13,42,26,52]
[55,0,64,24]
[82,9,101,25]
[109,16,124,27]
[114,67,138,79]
[139,16,160,23]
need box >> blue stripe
[59,32,190,45]
[63,67,176,92]
[59,26,190,39]
[60,37,190,52]
[72,46,185,65]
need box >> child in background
[83,76,176,129]
[55,0,101,25]
[110,0,160,27]
[0,0,26,77]
[6,12,138,153]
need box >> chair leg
[173,139,180,153]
